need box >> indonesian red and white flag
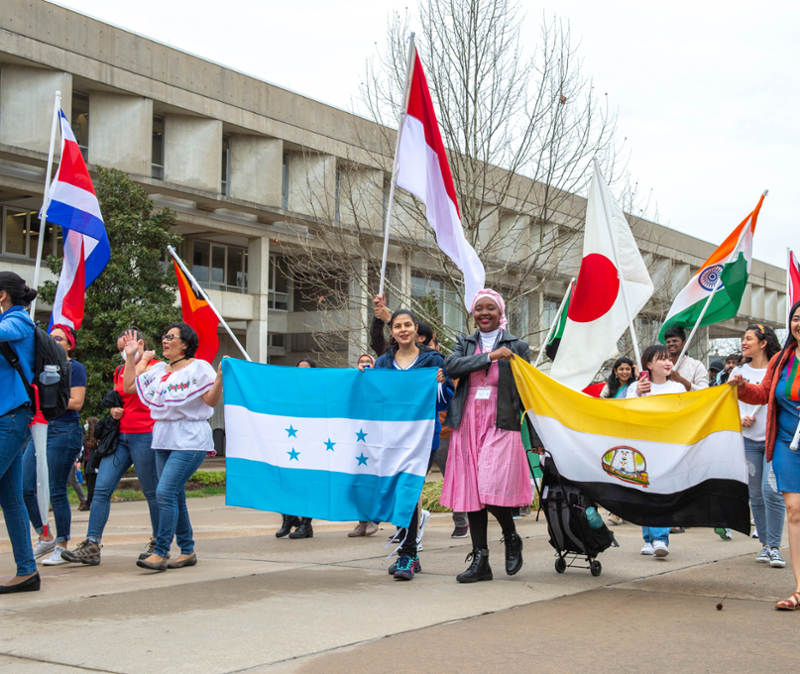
[550,162,653,390]
[789,249,800,321]
[395,50,485,307]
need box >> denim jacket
[0,305,35,416]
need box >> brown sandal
[775,591,800,611]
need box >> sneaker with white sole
[32,538,56,559]
[769,547,786,568]
[653,540,669,557]
[756,545,771,563]
[641,542,655,555]
[715,527,733,540]
[41,546,68,566]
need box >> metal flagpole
[167,246,252,362]
[378,33,417,298]
[30,91,62,318]
[676,190,768,366]
[788,247,793,331]
[534,278,575,368]
[593,158,643,369]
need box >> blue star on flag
[286,425,298,438]
[356,453,369,466]
[355,428,368,442]
[287,449,300,461]
[324,438,336,451]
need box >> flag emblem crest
[698,265,724,292]
[602,446,649,488]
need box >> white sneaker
[416,509,431,546]
[641,542,655,555]
[653,540,669,557]
[756,545,771,563]
[32,538,56,559]
[751,527,759,539]
[41,545,68,566]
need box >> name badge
[475,387,491,400]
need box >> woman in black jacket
[442,289,532,583]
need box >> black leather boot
[456,548,492,583]
[275,514,299,538]
[503,532,523,575]
[289,517,313,539]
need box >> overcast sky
[54,0,798,269]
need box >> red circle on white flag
[567,253,620,323]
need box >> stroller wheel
[590,560,602,577]
[554,557,566,574]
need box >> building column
[0,66,72,153]
[246,236,270,363]
[348,257,369,365]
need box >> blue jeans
[23,418,81,543]
[153,449,206,557]
[87,433,159,543]
[745,438,785,548]
[642,527,670,545]
[0,405,36,576]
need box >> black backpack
[0,325,72,420]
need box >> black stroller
[531,451,618,576]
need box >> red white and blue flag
[41,110,110,330]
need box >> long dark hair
[85,416,99,449]
[0,271,37,306]
[607,357,635,397]
[770,301,800,377]
[743,324,781,363]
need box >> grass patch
[67,484,226,504]
[419,479,540,513]
[189,470,225,486]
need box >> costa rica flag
[173,259,220,363]
[42,110,110,330]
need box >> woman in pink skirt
[442,289,532,583]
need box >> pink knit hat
[470,288,507,329]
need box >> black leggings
[468,506,516,549]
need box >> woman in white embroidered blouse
[121,323,223,572]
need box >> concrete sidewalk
[0,497,795,674]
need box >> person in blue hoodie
[369,308,453,581]
[0,272,39,594]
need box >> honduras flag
[223,359,437,527]
[41,110,110,330]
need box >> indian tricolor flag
[658,194,765,343]
[511,358,750,533]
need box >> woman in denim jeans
[23,324,85,566]
[0,272,39,593]
[122,323,223,571]
[63,329,161,566]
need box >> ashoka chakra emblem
[698,264,724,292]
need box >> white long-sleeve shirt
[674,355,709,391]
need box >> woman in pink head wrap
[441,289,533,583]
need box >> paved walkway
[0,497,795,673]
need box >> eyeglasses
[162,334,179,342]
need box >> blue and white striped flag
[222,359,437,527]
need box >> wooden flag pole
[378,33,417,298]
[30,91,62,317]
[168,246,252,362]
[534,278,575,368]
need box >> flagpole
[167,246,252,362]
[378,33,417,298]
[534,277,575,368]
[30,91,62,318]
[593,158,643,369]
[788,247,792,332]
[677,190,769,366]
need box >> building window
[268,334,285,348]
[71,93,89,161]
[281,154,289,210]
[152,116,165,180]
[0,209,61,260]
[191,240,248,293]
[410,275,466,333]
[334,164,341,225]
[268,255,289,310]
[221,136,231,195]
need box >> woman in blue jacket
[371,308,454,581]
[0,272,39,593]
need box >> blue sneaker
[392,555,420,580]
[388,555,421,574]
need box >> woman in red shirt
[63,330,161,566]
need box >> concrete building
[0,0,788,394]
